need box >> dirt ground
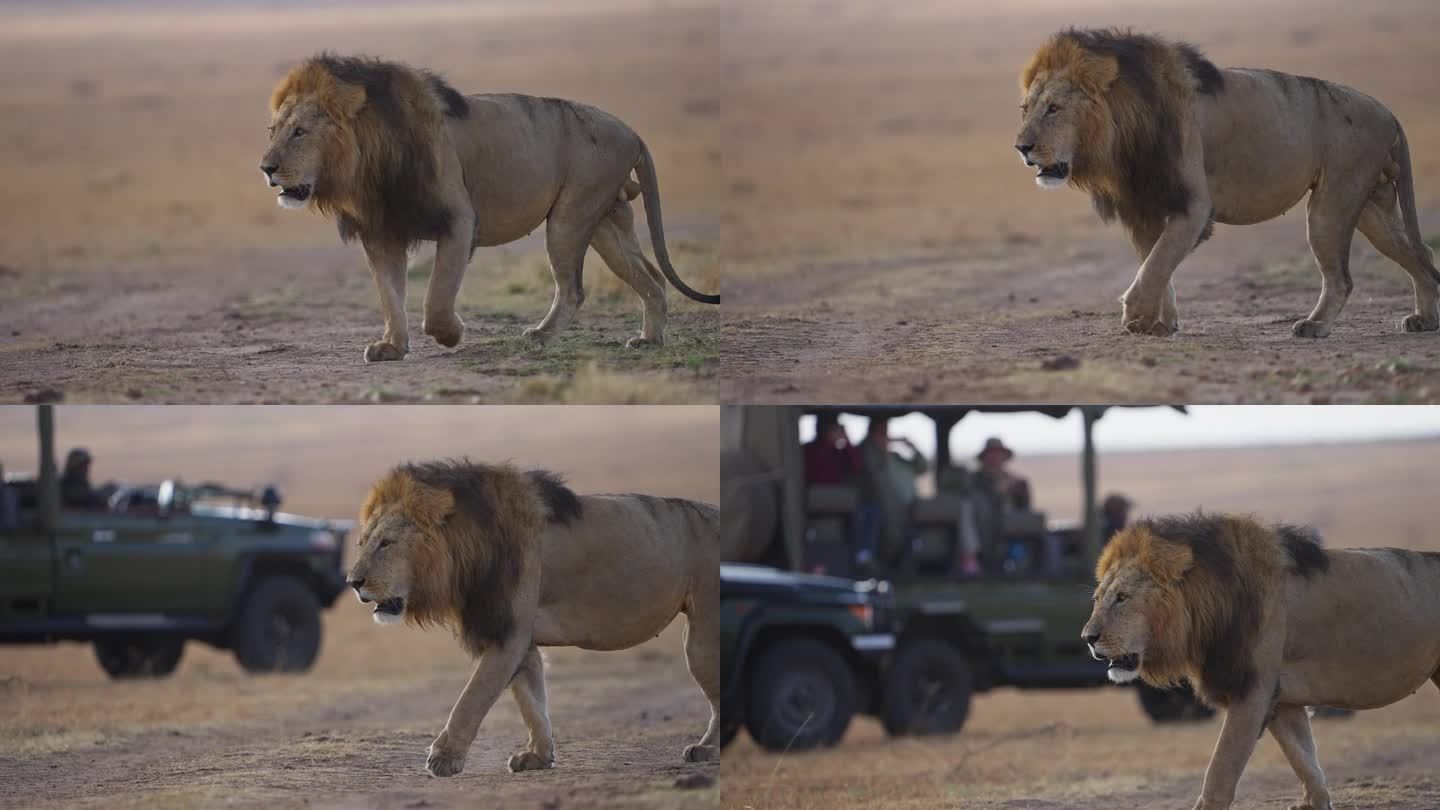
[0,1,720,404]
[0,406,720,809]
[720,0,1440,404]
[722,437,1440,809]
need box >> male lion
[1016,29,1438,338]
[345,460,719,776]
[1083,512,1440,810]
[260,54,718,361]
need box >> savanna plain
[721,0,1440,403]
[0,0,720,404]
[0,406,720,809]
[722,437,1440,809]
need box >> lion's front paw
[423,313,466,348]
[682,743,719,762]
[426,737,468,778]
[1122,313,1176,337]
[364,341,407,362]
[1291,319,1332,339]
[507,750,555,772]
[626,336,663,349]
[1400,313,1440,333]
[521,326,553,344]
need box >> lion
[344,459,720,777]
[259,54,718,362]
[1016,28,1439,338]
[1082,512,1440,810]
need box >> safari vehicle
[721,404,1211,735]
[0,405,350,678]
[720,563,896,751]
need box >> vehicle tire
[720,712,740,750]
[232,576,322,673]
[1137,682,1215,723]
[882,638,973,736]
[94,637,184,679]
[745,638,856,751]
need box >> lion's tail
[634,142,720,305]
[1395,123,1440,283]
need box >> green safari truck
[0,405,349,677]
[722,404,1211,735]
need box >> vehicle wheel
[232,576,322,673]
[94,637,184,679]
[720,712,740,749]
[1137,682,1215,723]
[745,638,856,751]
[882,638,973,736]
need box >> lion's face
[1081,559,1162,684]
[259,95,352,210]
[346,506,430,625]
[1015,76,1094,189]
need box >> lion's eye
[291,127,307,140]
[375,538,391,551]
[1046,103,1061,115]
[1114,592,1128,605]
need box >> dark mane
[305,53,462,250]
[1134,510,1258,706]
[527,469,583,525]
[395,458,532,655]
[1055,29,1220,247]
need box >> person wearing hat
[60,447,105,509]
[974,437,1031,511]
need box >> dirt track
[0,1,720,404]
[719,0,1440,404]
[1,624,717,810]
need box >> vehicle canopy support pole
[1080,407,1099,566]
[37,404,59,531]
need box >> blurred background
[721,0,1440,404]
[0,0,720,403]
[0,404,719,809]
[722,404,1440,809]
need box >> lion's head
[1017,29,1218,229]
[1082,520,1196,685]
[347,460,548,654]
[261,54,466,246]
[1015,34,1120,189]
[1082,512,1320,706]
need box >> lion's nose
[260,162,279,176]
[348,577,366,591]
[1015,143,1034,157]
[1081,632,1100,645]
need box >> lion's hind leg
[1294,179,1370,338]
[1267,704,1332,810]
[506,645,556,772]
[591,200,668,348]
[523,193,610,344]
[1357,197,1440,333]
[680,581,720,763]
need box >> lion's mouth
[1106,653,1140,680]
[279,184,312,202]
[374,596,405,617]
[1036,161,1070,181]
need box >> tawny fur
[1084,511,1440,810]
[347,459,720,777]
[1017,28,1439,339]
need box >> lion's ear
[1146,541,1194,586]
[1073,54,1120,96]
[406,483,455,528]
